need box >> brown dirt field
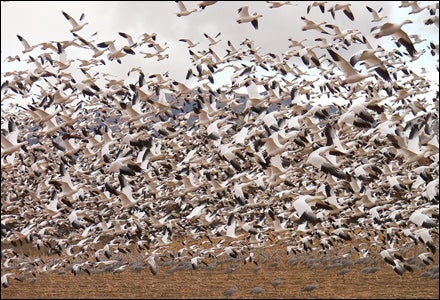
[1,255,438,299]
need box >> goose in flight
[1,273,15,288]
[328,3,355,21]
[307,1,327,14]
[349,44,391,82]
[371,19,416,57]
[301,16,330,34]
[327,48,376,85]
[366,5,387,22]
[1,119,27,158]
[236,6,262,30]
[16,34,38,53]
[179,38,200,48]
[266,1,293,8]
[118,32,137,47]
[198,1,217,10]
[175,1,198,17]
[293,195,323,224]
[409,208,437,228]
[306,144,350,180]
[204,32,222,46]
[61,11,88,32]
[97,40,136,63]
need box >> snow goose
[224,214,244,240]
[409,208,438,228]
[203,32,222,46]
[179,38,200,48]
[293,195,324,224]
[1,120,27,158]
[366,5,387,22]
[175,1,198,17]
[138,32,157,45]
[413,228,437,254]
[294,45,322,67]
[301,16,330,34]
[287,38,306,48]
[1,273,15,288]
[171,80,194,97]
[349,45,391,82]
[406,1,433,14]
[418,252,434,266]
[118,32,137,48]
[117,173,139,208]
[371,19,416,57]
[236,6,262,30]
[97,40,135,63]
[266,1,293,8]
[306,144,350,180]
[327,48,376,85]
[72,32,107,58]
[328,3,355,21]
[198,1,217,10]
[307,1,327,13]
[16,34,38,53]
[61,11,88,32]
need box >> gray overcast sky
[1,1,438,86]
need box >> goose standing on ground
[236,6,262,30]
[249,286,265,296]
[271,278,284,290]
[61,11,88,32]
[301,281,319,293]
[223,285,238,298]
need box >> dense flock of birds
[1,1,439,294]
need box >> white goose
[236,6,262,30]
[327,48,376,85]
[198,1,217,10]
[16,34,38,53]
[179,38,200,48]
[175,1,198,17]
[366,5,387,22]
[301,16,330,34]
[61,11,88,32]
[372,19,416,57]
[203,32,222,46]
[1,273,15,288]
[328,3,355,21]
[266,1,293,8]
[1,120,27,158]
